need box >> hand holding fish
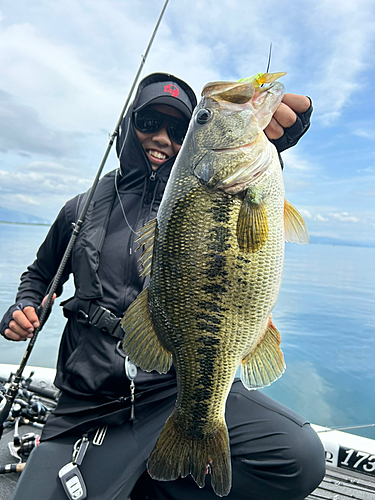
[237,74,312,150]
[266,93,312,153]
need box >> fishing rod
[0,0,170,433]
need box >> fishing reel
[5,430,41,470]
[18,432,41,457]
[5,400,42,465]
[1,371,53,430]
[0,381,7,408]
[8,398,49,425]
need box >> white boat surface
[0,364,57,399]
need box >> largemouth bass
[121,73,309,497]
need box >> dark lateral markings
[197,300,229,314]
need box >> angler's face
[133,104,187,171]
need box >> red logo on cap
[164,84,180,98]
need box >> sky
[0,0,374,244]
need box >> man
[1,72,324,499]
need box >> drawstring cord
[148,175,160,221]
[115,169,159,255]
[128,178,148,255]
[116,112,163,238]
[115,168,138,238]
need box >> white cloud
[20,161,69,172]
[305,0,375,125]
[309,229,341,239]
[282,150,313,171]
[296,209,360,224]
[0,21,124,132]
[355,167,375,175]
[0,167,91,193]
[14,194,40,205]
[0,166,92,219]
[353,129,375,140]
[0,90,85,157]
[329,212,360,223]
[299,209,312,219]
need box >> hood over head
[116,73,197,190]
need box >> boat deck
[2,464,375,499]
[2,427,375,499]
[306,466,375,499]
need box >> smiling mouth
[147,149,168,161]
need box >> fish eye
[196,108,213,125]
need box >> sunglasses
[133,109,189,145]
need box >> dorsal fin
[136,218,158,277]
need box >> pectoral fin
[136,219,158,277]
[237,188,268,253]
[240,317,285,389]
[121,288,172,374]
[284,199,309,244]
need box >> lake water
[0,223,374,439]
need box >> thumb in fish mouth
[202,81,255,104]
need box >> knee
[291,423,326,498]
[232,422,326,500]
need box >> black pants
[10,381,325,500]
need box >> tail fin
[147,413,232,497]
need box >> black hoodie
[0,74,197,415]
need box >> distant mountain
[0,206,50,225]
[310,235,375,248]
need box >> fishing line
[260,43,273,88]
[316,423,375,433]
[266,43,273,73]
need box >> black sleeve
[271,98,313,154]
[0,200,76,339]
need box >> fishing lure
[239,72,286,88]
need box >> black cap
[133,80,194,119]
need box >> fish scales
[121,74,309,497]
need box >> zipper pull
[130,380,136,422]
[150,171,157,181]
[72,435,89,466]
